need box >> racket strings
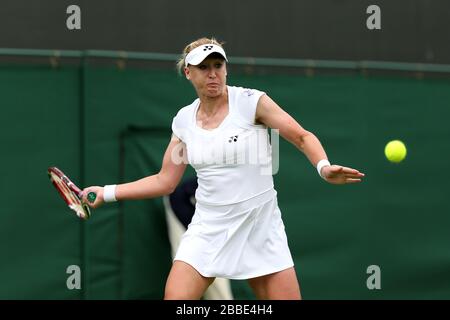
[48,170,89,219]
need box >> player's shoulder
[229,86,266,108]
[228,85,264,99]
[228,86,267,125]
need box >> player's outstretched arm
[255,94,364,185]
[82,136,187,208]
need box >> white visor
[185,44,228,67]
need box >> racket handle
[87,192,97,203]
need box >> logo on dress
[228,135,238,143]
[243,89,255,97]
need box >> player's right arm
[83,135,187,208]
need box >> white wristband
[316,159,331,178]
[103,184,117,202]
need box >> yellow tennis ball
[384,140,407,163]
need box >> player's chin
[204,85,222,97]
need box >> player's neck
[198,88,228,116]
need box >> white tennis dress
[171,85,294,279]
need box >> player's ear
[184,67,190,80]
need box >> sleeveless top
[171,85,275,206]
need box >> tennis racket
[47,167,96,220]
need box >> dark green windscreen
[1,64,449,299]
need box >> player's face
[185,57,227,98]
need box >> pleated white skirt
[174,189,294,279]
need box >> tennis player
[83,37,365,300]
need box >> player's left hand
[321,165,365,185]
